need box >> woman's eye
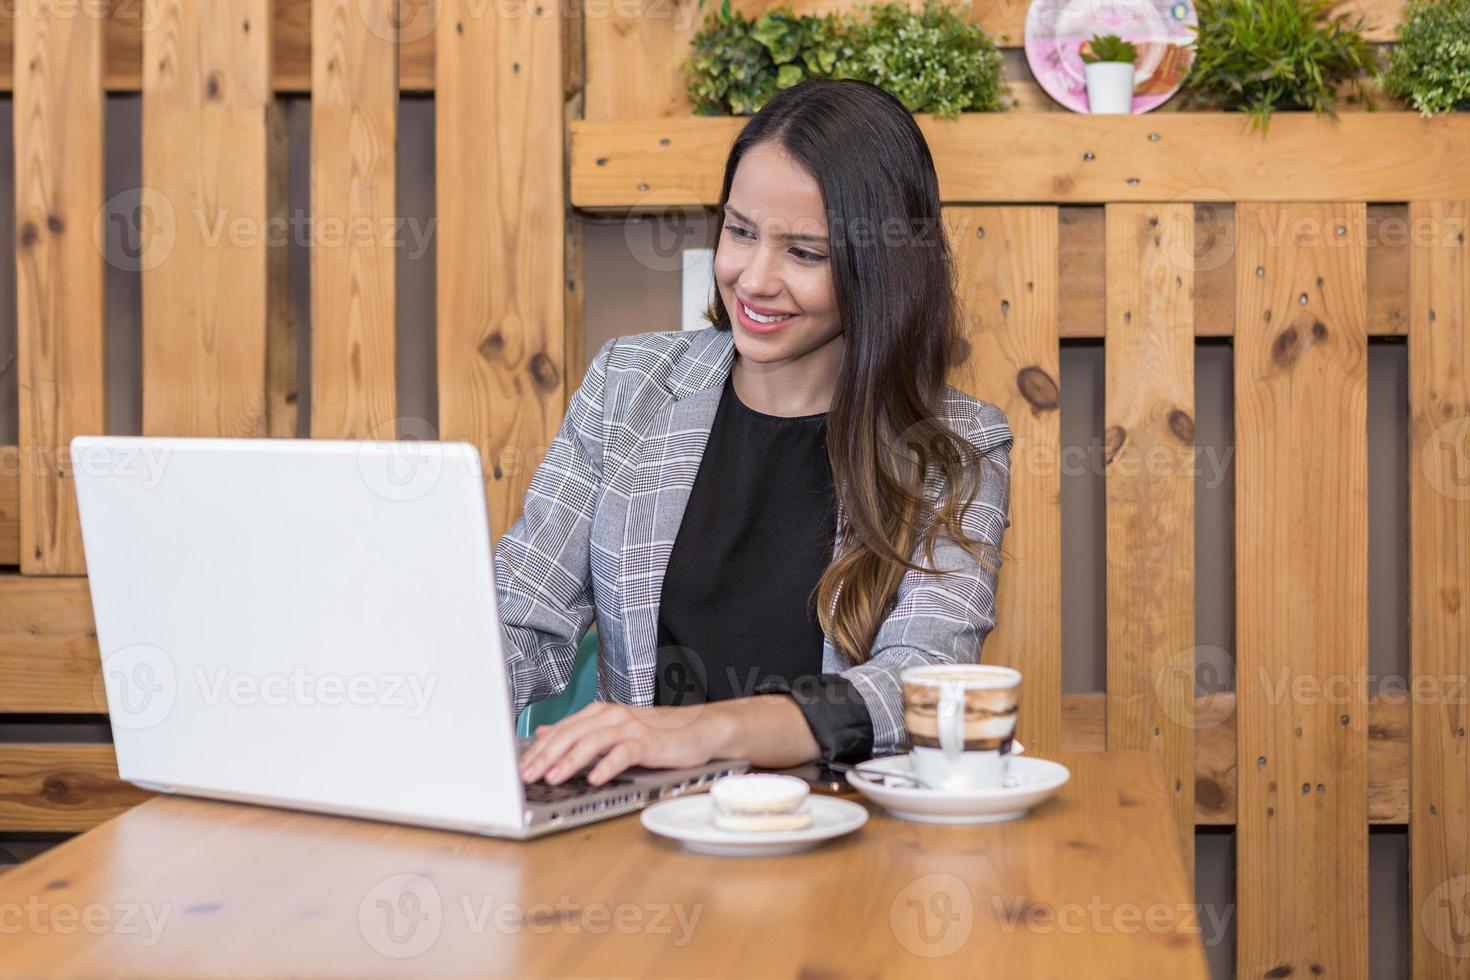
[791,247,827,263]
[724,223,754,239]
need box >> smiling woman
[505,78,1015,788]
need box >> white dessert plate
[845,755,1070,824]
[640,794,869,857]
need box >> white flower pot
[1085,61,1136,114]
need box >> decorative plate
[1024,0,1198,114]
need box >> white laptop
[70,435,746,838]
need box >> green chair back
[515,626,600,738]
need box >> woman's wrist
[700,695,821,767]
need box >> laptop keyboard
[523,771,635,803]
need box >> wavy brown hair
[704,78,1003,665]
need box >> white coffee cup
[900,664,1021,792]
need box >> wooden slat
[1408,198,1470,977]
[436,0,570,538]
[0,447,18,565]
[1234,202,1370,978]
[0,0,437,92]
[1053,204,1414,340]
[1103,203,1196,871]
[0,576,102,713]
[309,0,398,438]
[141,0,273,439]
[948,206,1062,753]
[0,745,150,833]
[1060,692,1409,825]
[265,105,298,438]
[572,114,1470,209]
[14,1,107,576]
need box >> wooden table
[0,752,1207,978]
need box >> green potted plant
[1381,0,1470,116]
[1179,0,1381,132]
[684,0,1013,117]
[839,0,1015,116]
[1080,33,1139,114]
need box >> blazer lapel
[617,329,735,706]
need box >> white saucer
[640,793,868,856]
[845,755,1070,824]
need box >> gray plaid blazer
[493,326,1014,757]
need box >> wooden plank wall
[948,207,1062,755]
[1234,203,1371,976]
[1408,198,1470,979]
[1103,203,1196,870]
[3,6,1470,978]
[309,0,398,439]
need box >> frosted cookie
[710,774,814,832]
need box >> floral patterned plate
[1024,0,1198,114]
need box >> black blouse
[653,372,874,762]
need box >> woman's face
[714,142,843,367]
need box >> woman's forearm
[703,695,822,768]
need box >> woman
[508,78,1014,788]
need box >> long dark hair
[705,78,1001,665]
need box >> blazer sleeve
[493,337,616,720]
[838,401,1015,757]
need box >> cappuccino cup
[900,664,1021,792]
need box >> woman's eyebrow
[723,205,830,244]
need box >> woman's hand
[518,702,731,786]
[517,696,821,786]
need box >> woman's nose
[737,243,782,297]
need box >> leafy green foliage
[1381,0,1470,115]
[841,0,1016,116]
[1081,33,1139,64]
[683,0,1013,117]
[1178,0,1381,132]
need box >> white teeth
[742,302,794,325]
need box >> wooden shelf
[571,111,1470,208]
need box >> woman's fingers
[544,724,637,784]
[588,740,645,785]
[519,704,619,781]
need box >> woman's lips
[735,299,800,335]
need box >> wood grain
[0,684,1418,832]
[0,745,151,833]
[0,576,102,714]
[309,0,398,439]
[0,753,1206,978]
[1234,202,1370,979]
[948,207,1062,754]
[436,0,570,539]
[0,447,18,565]
[1103,203,1196,871]
[572,114,1470,209]
[141,0,273,439]
[1407,198,1470,978]
[13,0,107,576]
